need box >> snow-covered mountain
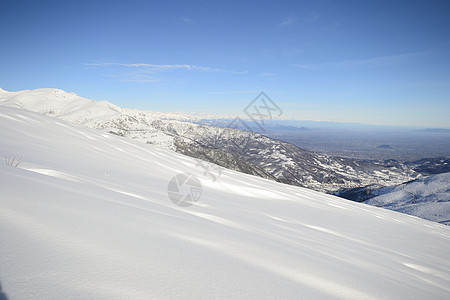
[1,104,450,299]
[406,156,450,175]
[364,173,450,226]
[0,88,419,193]
[152,120,418,192]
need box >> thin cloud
[260,72,275,76]
[120,78,161,83]
[181,17,193,25]
[83,62,246,83]
[211,90,260,95]
[279,16,297,26]
[279,12,320,27]
[294,52,425,70]
[84,62,217,72]
[98,71,161,83]
[231,70,248,75]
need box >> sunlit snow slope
[1,106,450,299]
[365,173,450,226]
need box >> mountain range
[0,88,420,193]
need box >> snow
[0,88,122,123]
[365,173,450,225]
[1,108,450,299]
[0,88,179,150]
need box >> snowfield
[1,106,450,299]
[365,173,450,226]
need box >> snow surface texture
[1,106,450,299]
[365,173,450,226]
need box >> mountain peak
[0,87,115,118]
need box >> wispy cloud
[279,16,297,26]
[211,90,260,95]
[260,72,275,77]
[84,62,217,72]
[83,62,246,82]
[279,12,320,27]
[181,17,193,25]
[97,70,161,83]
[294,52,425,70]
[120,78,161,83]
[231,70,248,75]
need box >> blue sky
[1,0,450,127]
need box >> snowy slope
[0,88,176,149]
[0,87,123,123]
[1,107,450,299]
[365,173,450,225]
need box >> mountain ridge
[364,172,450,225]
[0,88,420,193]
